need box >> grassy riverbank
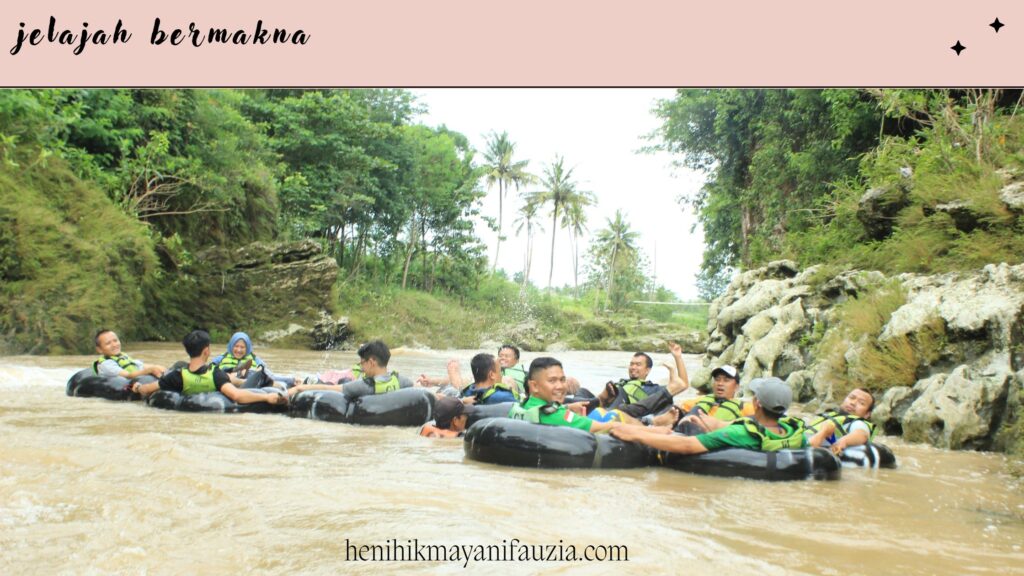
[337,275,707,352]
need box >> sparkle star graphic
[951,40,966,55]
[990,18,1004,33]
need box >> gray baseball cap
[748,377,792,415]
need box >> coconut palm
[482,131,534,273]
[561,191,595,297]
[513,200,545,288]
[525,156,589,289]
[593,209,639,307]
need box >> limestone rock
[857,185,909,240]
[899,364,1012,449]
[1000,181,1024,212]
[311,312,351,351]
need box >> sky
[414,89,707,301]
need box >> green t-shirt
[695,419,807,451]
[516,396,595,432]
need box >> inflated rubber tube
[463,418,657,469]
[465,402,517,426]
[289,387,435,426]
[65,368,156,401]
[838,442,896,469]
[660,446,842,481]
[146,387,286,414]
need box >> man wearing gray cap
[611,377,807,454]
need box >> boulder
[899,362,1012,449]
[857,185,909,240]
[1000,181,1024,212]
[698,260,1024,454]
[311,312,351,351]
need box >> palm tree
[561,192,595,298]
[482,131,533,274]
[593,209,639,307]
[525,156,589,289]
[513,200,545,288]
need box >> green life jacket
[807,409,877,441]
[181,367,218,396]
[93,353,137,376]
[692,394,746,421]
[351,364,364,380]
[508,402,543,423]
[731,416,807,451]
[216,352,256,372]
[469,381,518,403]
[615,379,656,404]
[365,371,400,394]
[501,364,527,396]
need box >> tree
[525,155,588,289]
[591,209,640,308]
[561,190,595,297]
[648,89,881,298]
[482,131,533,273]
[513,199,545,288]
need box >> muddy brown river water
[2,344,1022,575]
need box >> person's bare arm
[221,383,286,405]
[666,342,689,395]
[287,383,343,397]
[446,359,465,389]
[611,426,709,454]
[831,428,870,454]
[807,421,836,448]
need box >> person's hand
[150,365,167,378]
[831,438,848,455]
[461,396,477,406]
[566,401,589,416]
[611,426,643,441]
[668,341,683,356]
[131,382,142,394]
[268,392,287,405]
[287,384,307,397]
[415,374,430,387]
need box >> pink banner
[1,1,1020,86]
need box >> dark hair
[183,330,212,358]
[471,353,497,384]
[434,396,466,429]
[853,387,876,412]
[357,340,391,367]
[633,352,653,369]
[499,344,521,361]
[526,357,564,398]
[94,328,114,346]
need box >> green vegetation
[0,159,157,354]
[815,282,946,399]
[651,89,1024,299]
[336,273,707,352]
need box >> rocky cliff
[189,240,349,349]
[695,260,1024,453]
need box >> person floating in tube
[210,332,295,389]
[93,328,167,382]
[647,364,755,432]
[589,342,690,423]
[806,388,877,455]
[419,396,475,438]
[132,330,286,407]
[287,340,412,399]
[611,377,807,454]
[508,357,648,434]
[446,353,518,405]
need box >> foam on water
[0,366,74,390]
